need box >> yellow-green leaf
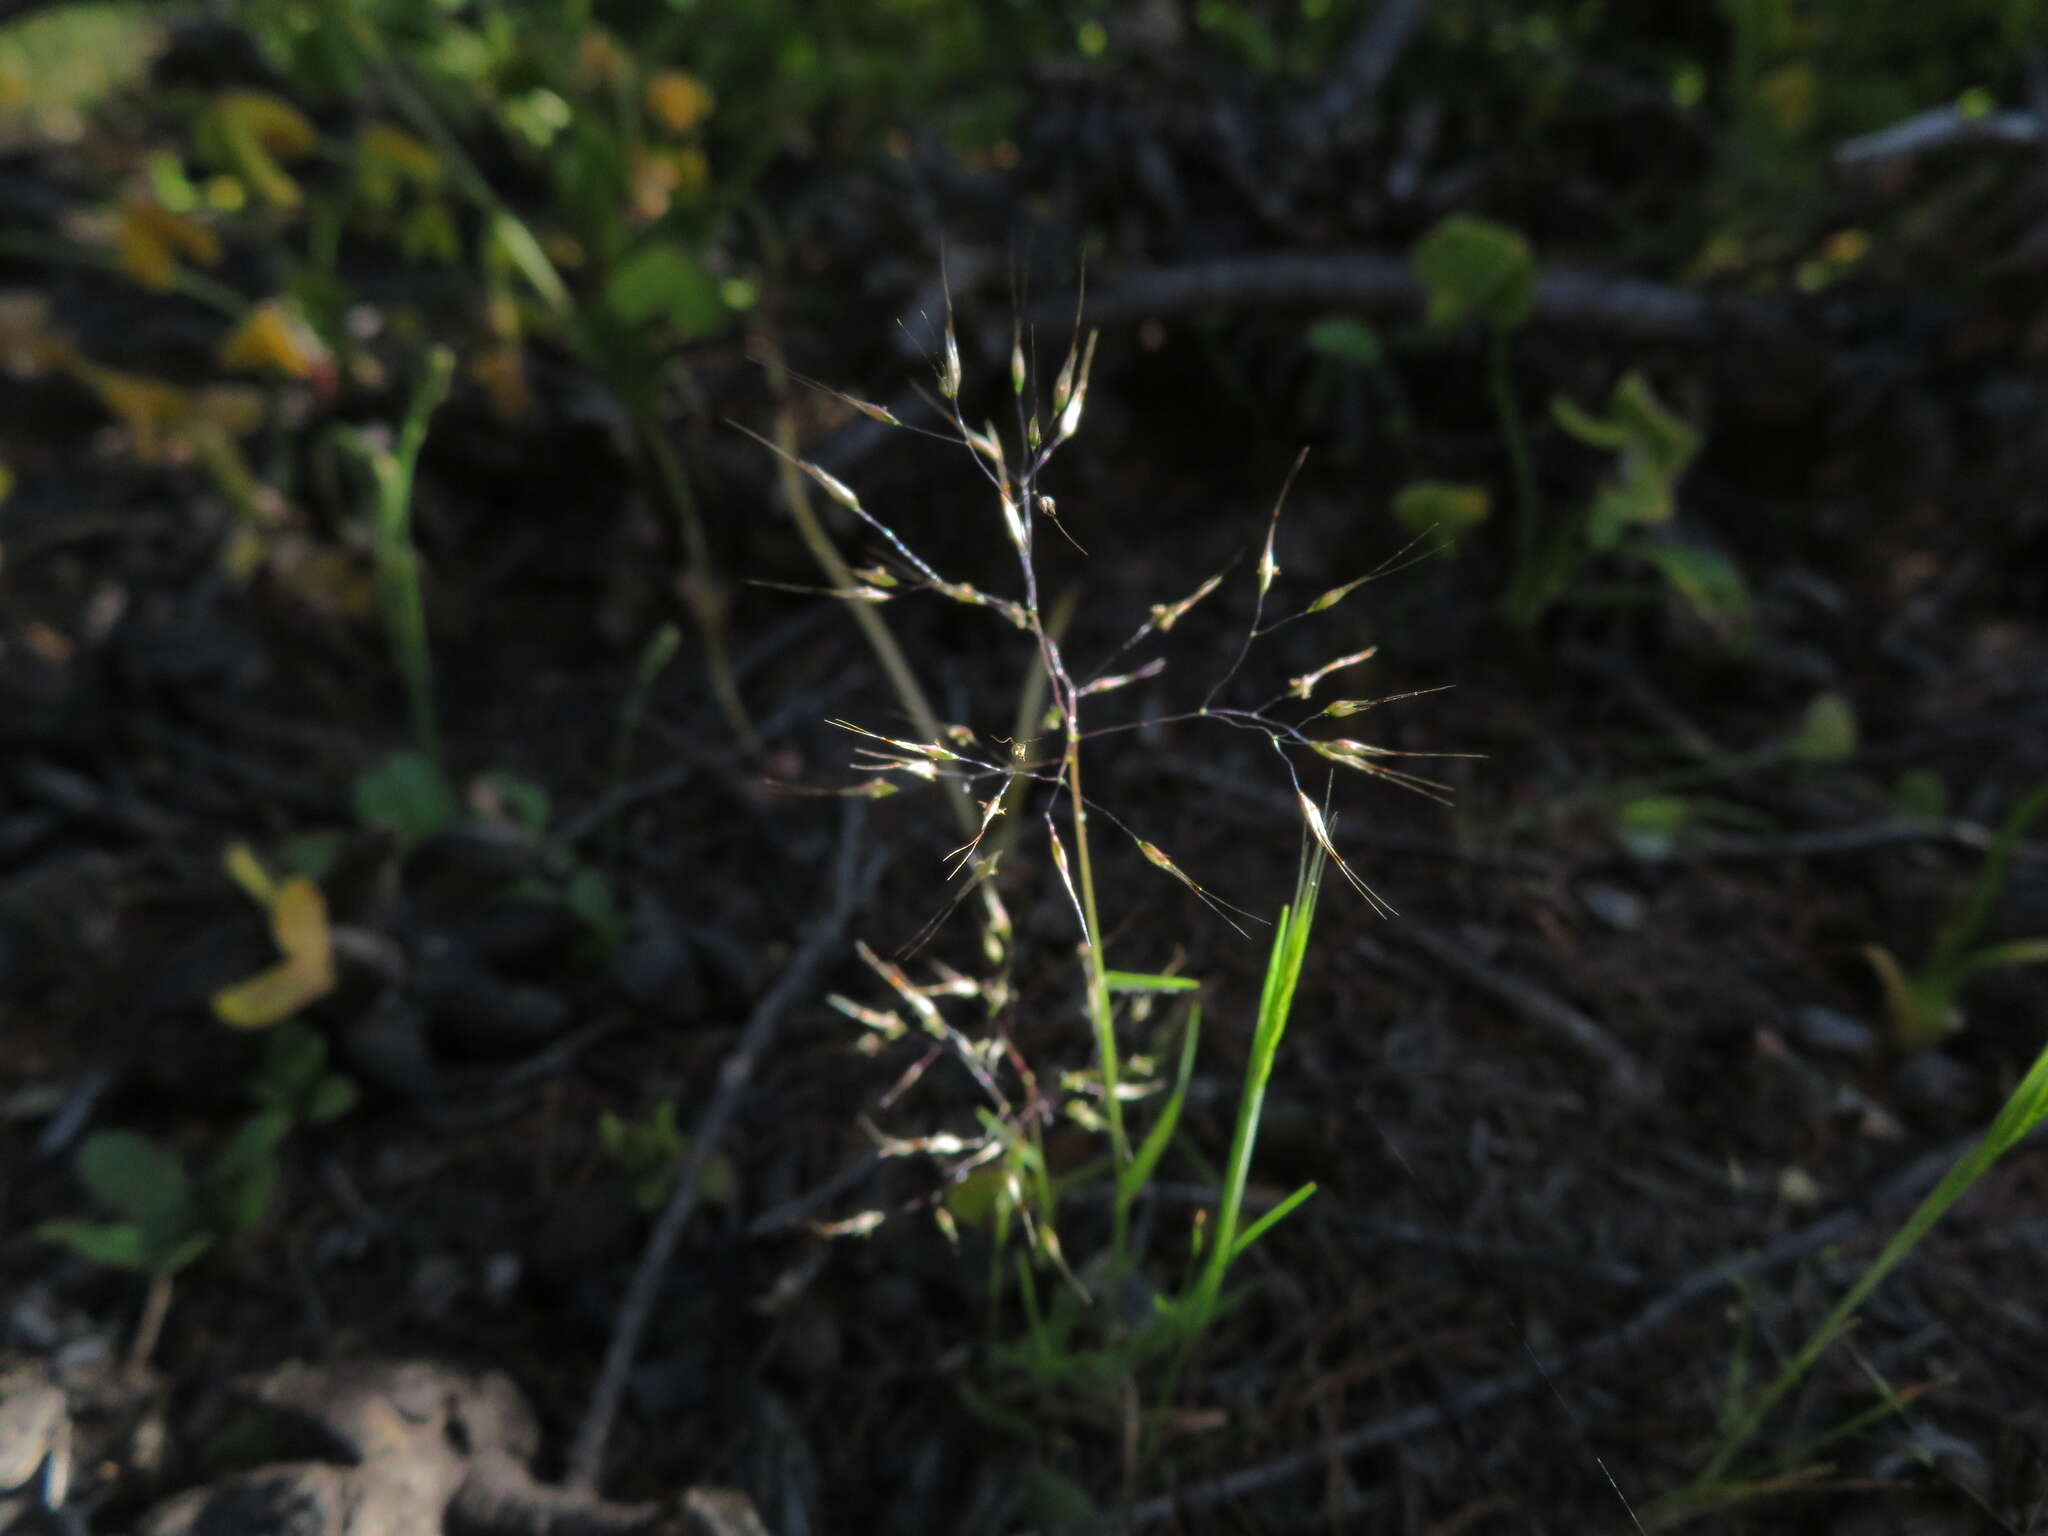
[212,959,331,1029]
[222,841,276,907]
[217,300,329,380]
[644,70,714,133]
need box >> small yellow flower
[114,200,222,291]
[644,70,714,134]
[218,300,329,380]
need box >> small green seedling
[38,1130,225,1283]
[1511,369,1743,639]
[248,1018,359,1129]
[39,1117,283,1376]
[1411,213,1541,588]
[1390,480,1490,555]
[1864,782,2048,1051]
[334,347,453,766]
[597,1101,734,1213]
[40,1023,354,1277]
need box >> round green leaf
[1411,214,1536,331]
[77,1130,190,1226]
[604,240,725,340]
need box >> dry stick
[807,252,1777,486]
[565,805,881,1492]
[125,1272,174,1384]
[1081,1131,1986,1533]
[1314,0,1430,125]
[1022,252,1745,348]
[1369,920,1661,1105]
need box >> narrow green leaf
[1103,971,1200,994]
[1304,315,1383,366]
[1611,371,1701,477]
[37,1218,152,1270]
[1635,541,1754,648]
[1550,393,1632,449]
[1929,783,2048,970]
[1616,795,1692,860]
[306,1073,358,1125]
[1391,480,1490,549]
[1229,1180,1317,1262]
[1126,1008,1202,1200]
[1787,693,1858,763]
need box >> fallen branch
[812,250,1787,475]
[566,804,883,1493]
[1030,251,1745,347]
[1314,0,1429,127]
[1836,104,2044,169]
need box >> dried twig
[566,804,883,1492]
[1314,0,1430,127]
[1368,920,1660,1104]
[1835,104,2044,168]
[1023,252,1743,347]
[1083,1131,1987,1531]
[807,247,1801,488]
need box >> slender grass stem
[1488,328,1539,569]
[636,416,759,755]
[364,347,453,763]
[1065,731,1130,1254]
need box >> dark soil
[6,23,2048,1536]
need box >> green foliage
[0,4,164,144]
[1303,314,1384,367]
[1615,794,1696,861]
[1683,1028,2048,1504]
[38,1130,216,1277]
[1551,372,1701,549]
[1864,783,2048,1050]
[1505,370,1740,641]
[40,1021,356,1279]
[1390,480,1491,552]
[335,347,454,765]
[1784,690,1857,764]
[353,748,459,847]
[976,839,1326,1433]
[249,1019,359,1127]
[1411,214,1536,332]
[597,1101,733,1213]
[602,240,723,339]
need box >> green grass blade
[1928,781,2048,970]
[1124,1006,1202,1206]
[1229,1180,1317,1263]
[1104,971,1201,993]
[1698,1035,2048,1485]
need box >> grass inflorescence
[752,287,1470,1490]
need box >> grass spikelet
[827,994,907,1039]
[1077,657,1166,698]
[940,311,962,400]
[1135,837,1253,938]
[1295,791,1395,917]
[1287,645,1379,701]
[1257,447,1308,598]
[1053,330,1098,443]
[1149,571,1225,634]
